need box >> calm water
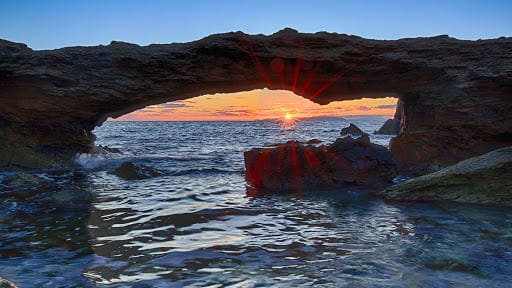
[1,116,512,287]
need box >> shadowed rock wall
[1,29,511,171]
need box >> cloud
[140,107,158,112]
[213,109,253,116]
[157,102,189,109]
[356,106,372,111]
[375,104,397,109]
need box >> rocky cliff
[1,29,511,170]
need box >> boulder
[340,123,366,137]
[382,146,512,206]
[113,161,163,180]
[375,119,400,135]
[244,136,397,193]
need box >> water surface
[1,117,511,287]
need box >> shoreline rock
[382,146,512,207]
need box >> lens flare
[280,113,297,130]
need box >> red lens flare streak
[243,42,363,194]
[289,141,302,194]
[292,42,304,93]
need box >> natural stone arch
[1,28,511,172]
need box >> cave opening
[89,89,399,172]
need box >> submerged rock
[244,136,397,193]
[375,119,400,135]
[1,173,50,188]
[382,146,512,206]
[113,161,163,180]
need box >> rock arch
[1,28,511,172]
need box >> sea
[1,116,511,287]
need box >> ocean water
[1,116,512,287]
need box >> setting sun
[285,113,292,120]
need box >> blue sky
[1,0,511,50]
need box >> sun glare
[280,111,297,130]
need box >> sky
[1,0,510,121]
[115,90,398,121]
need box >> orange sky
[113,89,398,121]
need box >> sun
[280,112,297,130]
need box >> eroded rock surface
[1,30,511,171]
[382,146,512,206]
[244,134,397,193]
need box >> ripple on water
[1,120,512,287]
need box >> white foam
[74,153,107,170]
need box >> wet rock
[0,276,17,288]
[244,137,397,193]
[113,161,163,180]
[340,123,366,137]
[382,146,512,206]
[1,173,49,187]
[47,187,93,211]
[375,119,400,135]
[0,173,56,198]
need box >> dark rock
[0,31,511,171]
[382,146,512,206]
[306,138,322,144]
[113,161,163,180]
[375,119,400,135]
[244,137,397,193]
[340,123,366,137]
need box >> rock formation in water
[1,29,511,172]
[244,131,397,193]
[113,161,163,180]
[375,119,400,135]
[382,146,512,206]
[340,123,366,137]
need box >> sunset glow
[113,89,398,121]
